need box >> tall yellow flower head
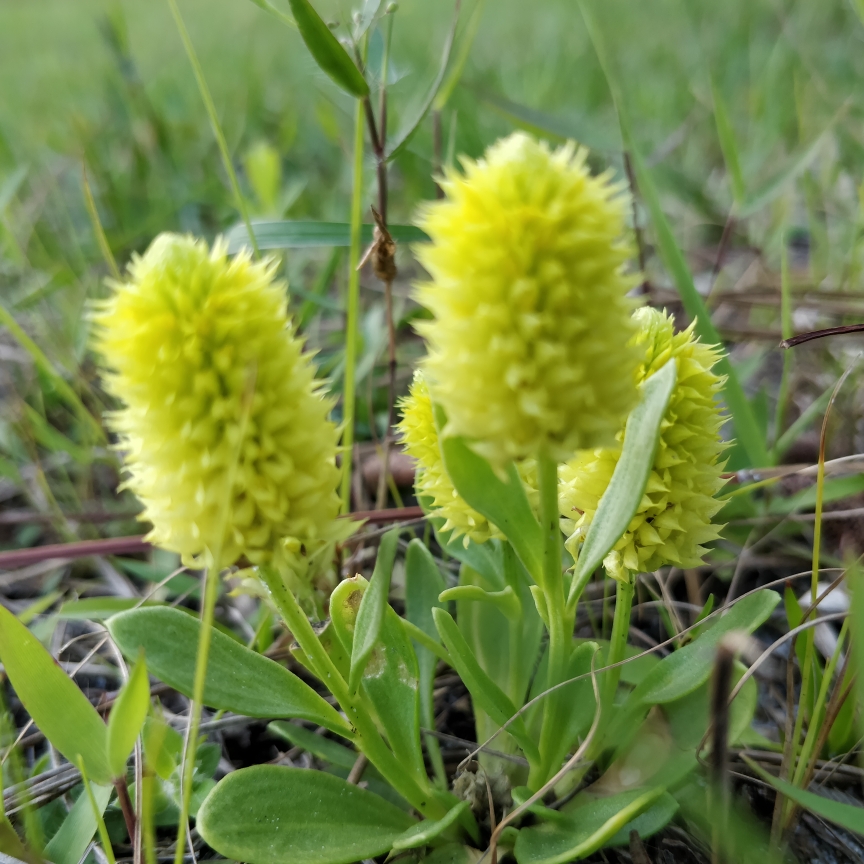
[559,307,728,581]
[415,132,640,466]
[398,371,538,545]
[92,233,344,576]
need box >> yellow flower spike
[559,307,728,582]
[398,370,538,546]
[414,132,641,466]
[92,233,345,583]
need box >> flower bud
[414,132,640,466]
[559,307,728,581]
[92,234,344,578]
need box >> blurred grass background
[2,0,864,554]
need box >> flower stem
[535,452,571,786]
[173,559,221,864]
[258,565,445,818]
[603,577,634,713]
[340,95,366,514]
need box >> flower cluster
[414,132,640,466]
[559,307,728,581]
[92,234,345,582]
[398,371,537,545]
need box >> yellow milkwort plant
[559,306,728,583]
[414,131,641,466]
[398,370,538,546]
[91,233,347,597]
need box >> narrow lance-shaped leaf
[386,0,461,160]
[197,765,415,864]
[711,79,746,207]
[0,604,111,784]
[225,220,428,255]
[436,405,543,583]
[350,527,400,692]
[746,758,864,836]
[287,0,369,98]
[107,652,150,778]
[433,607,540,763]
[108,607,350,735]
[43,783,113,864]
[568,359,677,606]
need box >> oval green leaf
[197,765,415,864]
[568,359,677,604]
[107,653,150,778]
[286,0,369,97]
[432,607,539,763]
[0,604,111,784]
[108,607,349,734]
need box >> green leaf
[625,140,769,468]
[225,220,429,254]
[711,80,745,206]
[768,474,864,515]
[391,800,473,850]
[330,578,427,778]
[738,106,844,218]
[268,721,410,811]
[246,0,297,30]
[386,1,460,160]
[268,722,356,770]
[432,0,485,112]
[436,407,542,582]
[635,590,780,704]
[286,0,369,97]
[439,585,521,620]
[773,381,833,460]
[419,498,503,583]
[350,527,399,692]
[107,653,150,778]
[432,607,539,763]
[142,713,182,780]
[197,765,415,864]
[514,787,671,864]
[0,603,111,784]
[746,758,864,835]
[57,598,162,620]
[108,607,349,734]
[404,538,447,783]
[43,784,113,864]
[568,359,677,604]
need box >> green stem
[173,560,221,864]
[603,577,635,712]
[339,96,366,513]
[258,565,444,818]
[535,452,571,786]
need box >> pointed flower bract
[559,307,728,581]
[92,233,343,575]
[415,132,640,466]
